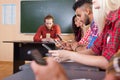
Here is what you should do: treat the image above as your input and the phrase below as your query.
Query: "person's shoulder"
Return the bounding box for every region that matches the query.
[53,24,60,27]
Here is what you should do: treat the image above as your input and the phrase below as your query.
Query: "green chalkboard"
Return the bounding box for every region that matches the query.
[21,0,75,33]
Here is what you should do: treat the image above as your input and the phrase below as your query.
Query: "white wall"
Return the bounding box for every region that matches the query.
[0,0,74,61]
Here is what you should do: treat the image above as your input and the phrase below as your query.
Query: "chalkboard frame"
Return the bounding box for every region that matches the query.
[20,0,75,33]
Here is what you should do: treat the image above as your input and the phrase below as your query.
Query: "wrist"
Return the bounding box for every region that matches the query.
[74,46,79,52]
[69,52,77,60]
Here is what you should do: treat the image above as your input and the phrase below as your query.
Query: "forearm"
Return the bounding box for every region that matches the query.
[34,33,42,42]
[69,53,109,69]
[34,36,41,42]
[77,49,95,55]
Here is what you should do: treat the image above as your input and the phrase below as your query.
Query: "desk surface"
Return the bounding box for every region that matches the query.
[4,62,105,80]
[3,40,55,43]
[3,40,56,73]
[3,40,33,43]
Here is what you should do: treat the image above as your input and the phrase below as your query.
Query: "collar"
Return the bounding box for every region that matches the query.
[45,25,54,31]
[106,7,120,23]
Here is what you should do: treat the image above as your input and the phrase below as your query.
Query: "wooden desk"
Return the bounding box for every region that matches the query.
[3,41,56,73]
[4,62,105,80]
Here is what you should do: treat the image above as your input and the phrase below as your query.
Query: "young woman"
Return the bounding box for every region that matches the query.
[72,15,83,42]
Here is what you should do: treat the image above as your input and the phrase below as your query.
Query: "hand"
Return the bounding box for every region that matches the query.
[41,38,48,42]
[55,40,65,49]
[54,41,72,50]
[63,42,73,50]
[31,57,68,80]
[70,42,79,51]
[49,50,75,62]
[42,38,54,42]
[75,45,86,52]
[104,73,120,80]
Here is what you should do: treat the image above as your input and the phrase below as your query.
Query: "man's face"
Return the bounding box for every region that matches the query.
[45,19,53,29]
[75,7,91,26]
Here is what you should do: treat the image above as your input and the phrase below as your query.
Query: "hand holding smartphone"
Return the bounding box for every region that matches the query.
[27,49,47,65]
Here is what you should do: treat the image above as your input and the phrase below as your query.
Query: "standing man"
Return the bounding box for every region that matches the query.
[34,14,61,42]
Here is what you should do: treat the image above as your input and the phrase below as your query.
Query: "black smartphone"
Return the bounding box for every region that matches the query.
[56,34,62,41]
[27,49,47,65]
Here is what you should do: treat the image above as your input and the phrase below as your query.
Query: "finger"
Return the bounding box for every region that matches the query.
[51,53,59,57]
[48,50,58,53]
[31,61,40,75]
[53,57,62,62]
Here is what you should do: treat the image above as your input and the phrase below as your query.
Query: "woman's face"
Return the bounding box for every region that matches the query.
[74,16,83,27]
[92,0,100,9]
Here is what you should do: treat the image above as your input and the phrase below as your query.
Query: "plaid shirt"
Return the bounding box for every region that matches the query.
[92,8,120,61]
[78,27,91,45]
[106,50,120,75]
[87,21,98,49]
[90,20,98,37]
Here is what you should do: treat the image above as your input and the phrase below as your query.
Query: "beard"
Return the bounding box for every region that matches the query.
[84,14,91,26]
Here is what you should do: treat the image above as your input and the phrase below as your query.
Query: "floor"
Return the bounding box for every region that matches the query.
[0,61,13,80]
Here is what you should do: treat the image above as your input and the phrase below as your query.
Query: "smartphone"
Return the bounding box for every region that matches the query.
[27,49,47,65]
[42,44,52,56]
[56,34,62,41]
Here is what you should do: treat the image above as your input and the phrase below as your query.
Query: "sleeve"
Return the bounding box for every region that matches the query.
[53,24,61,40]
[33,26,42,42]
[102,21,120,60]
[91,33,104,55]
[56,24,61,34]
[78,28,91,45]
[106,50,120,74]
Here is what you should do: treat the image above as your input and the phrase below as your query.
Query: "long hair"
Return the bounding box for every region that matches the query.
[93,0,120,34]
[72,15,82,42]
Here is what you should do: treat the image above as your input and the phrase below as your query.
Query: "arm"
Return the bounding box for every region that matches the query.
[33,26,42,42]
[53,24,61,40]
[104,50,120,80]
[49,49,109,69]
[31,57,68,80]
[56,24,61,34]
[69,52,109,69]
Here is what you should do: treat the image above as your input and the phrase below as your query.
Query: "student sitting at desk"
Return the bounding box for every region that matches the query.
[33,14,61,42]
[57,0,98,51]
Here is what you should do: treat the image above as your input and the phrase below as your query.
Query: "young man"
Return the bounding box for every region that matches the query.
[33,14,61,42]
[59,0,98,51]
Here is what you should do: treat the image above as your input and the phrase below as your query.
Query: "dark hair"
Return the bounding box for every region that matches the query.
[72,15,82,42]
[44,14,54,22]
[73,0,92,11]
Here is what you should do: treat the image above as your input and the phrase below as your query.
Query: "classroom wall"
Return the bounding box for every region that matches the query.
[0,0,74,61]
